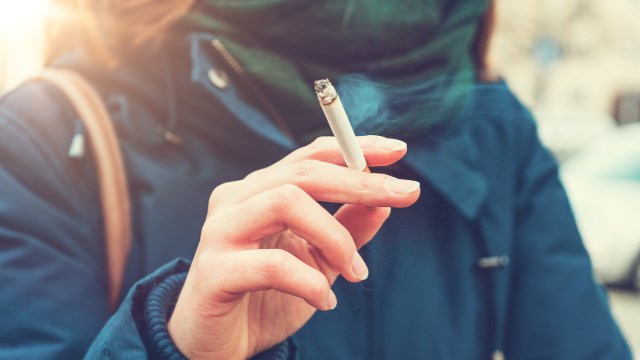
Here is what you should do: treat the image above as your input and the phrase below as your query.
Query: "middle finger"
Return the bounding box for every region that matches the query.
[209,160,420,211]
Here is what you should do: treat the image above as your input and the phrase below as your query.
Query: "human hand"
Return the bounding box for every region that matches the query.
[168,136,420,359]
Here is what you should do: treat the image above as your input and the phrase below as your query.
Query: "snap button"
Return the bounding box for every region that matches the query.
[492,350,505,360]
[207,68,229,90]
[477,256,510,269]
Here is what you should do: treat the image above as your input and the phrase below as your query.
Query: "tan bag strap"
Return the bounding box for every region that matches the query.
[36,69,132,312]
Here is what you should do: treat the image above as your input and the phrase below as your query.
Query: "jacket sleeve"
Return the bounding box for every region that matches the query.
[505,119,632,359]
[0,83,115,358]
[85,259,297,359]
[0,83,296,359]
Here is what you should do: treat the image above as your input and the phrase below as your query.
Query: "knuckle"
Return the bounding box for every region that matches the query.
[200,219,216,240]
[264,249,291,281]
[201,213,231,245]
[208,181,236,207]
[357,173,379,192]
[333,232,354,258]
[244,168,265,181]
[192,249,223,277]
[290,159,322,183]
[307,136,332,150]
[298,137,335,162]
[265,184,304,215]
[193,249,214,271]
[307,278,326,299]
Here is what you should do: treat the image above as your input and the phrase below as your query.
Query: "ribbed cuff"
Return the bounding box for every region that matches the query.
[144,271,188,360]
[252,339,296,360]
[143,270,296,360]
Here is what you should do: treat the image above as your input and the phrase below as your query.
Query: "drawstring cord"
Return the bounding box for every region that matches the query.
[68,121,85,158]
[156,46,182,145]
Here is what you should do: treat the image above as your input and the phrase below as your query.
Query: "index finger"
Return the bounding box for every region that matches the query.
[272,135,407,169]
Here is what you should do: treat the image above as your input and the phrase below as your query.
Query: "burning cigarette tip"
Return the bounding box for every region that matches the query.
[314,77,368,172]
[314,79,338,105]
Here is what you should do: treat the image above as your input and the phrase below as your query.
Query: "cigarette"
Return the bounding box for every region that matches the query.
[314,79,370,172]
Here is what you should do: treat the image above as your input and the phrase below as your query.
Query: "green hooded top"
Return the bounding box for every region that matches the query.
[188,0,490,140]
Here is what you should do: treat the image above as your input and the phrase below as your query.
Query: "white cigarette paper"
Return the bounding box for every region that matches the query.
[314,79,368,172]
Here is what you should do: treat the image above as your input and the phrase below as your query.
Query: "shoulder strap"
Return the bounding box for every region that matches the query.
[36,69,132,312]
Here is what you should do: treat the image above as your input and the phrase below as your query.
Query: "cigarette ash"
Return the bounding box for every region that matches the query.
[314,79,338,105]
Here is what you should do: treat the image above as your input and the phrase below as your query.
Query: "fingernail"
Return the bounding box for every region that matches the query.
[378,139,407,152]
[385,178,420,194]
[351,252,369,280]
[327,289,338,310]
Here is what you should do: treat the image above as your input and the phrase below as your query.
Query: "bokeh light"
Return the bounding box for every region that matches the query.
[0,0,49,91]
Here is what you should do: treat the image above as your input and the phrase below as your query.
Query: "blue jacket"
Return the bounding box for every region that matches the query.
[0,33,632,359]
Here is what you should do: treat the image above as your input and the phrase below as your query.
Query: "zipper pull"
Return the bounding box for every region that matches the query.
[68,121,85,158]
[155,125,183,145]
[210,38,294,141]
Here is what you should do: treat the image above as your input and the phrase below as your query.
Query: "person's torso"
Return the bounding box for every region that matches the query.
[2,33,533,360]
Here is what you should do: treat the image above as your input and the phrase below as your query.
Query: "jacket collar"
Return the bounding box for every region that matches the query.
[188,33,297,150]
[398,117,488,219]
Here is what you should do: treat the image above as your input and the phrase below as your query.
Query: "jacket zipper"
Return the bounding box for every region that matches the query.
[210,39,295,141]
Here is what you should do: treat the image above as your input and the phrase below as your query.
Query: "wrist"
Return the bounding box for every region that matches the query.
[166,277,248,360]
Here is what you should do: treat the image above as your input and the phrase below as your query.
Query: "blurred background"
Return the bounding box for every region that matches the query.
[1,0,639,355]
[491,0,640,355]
